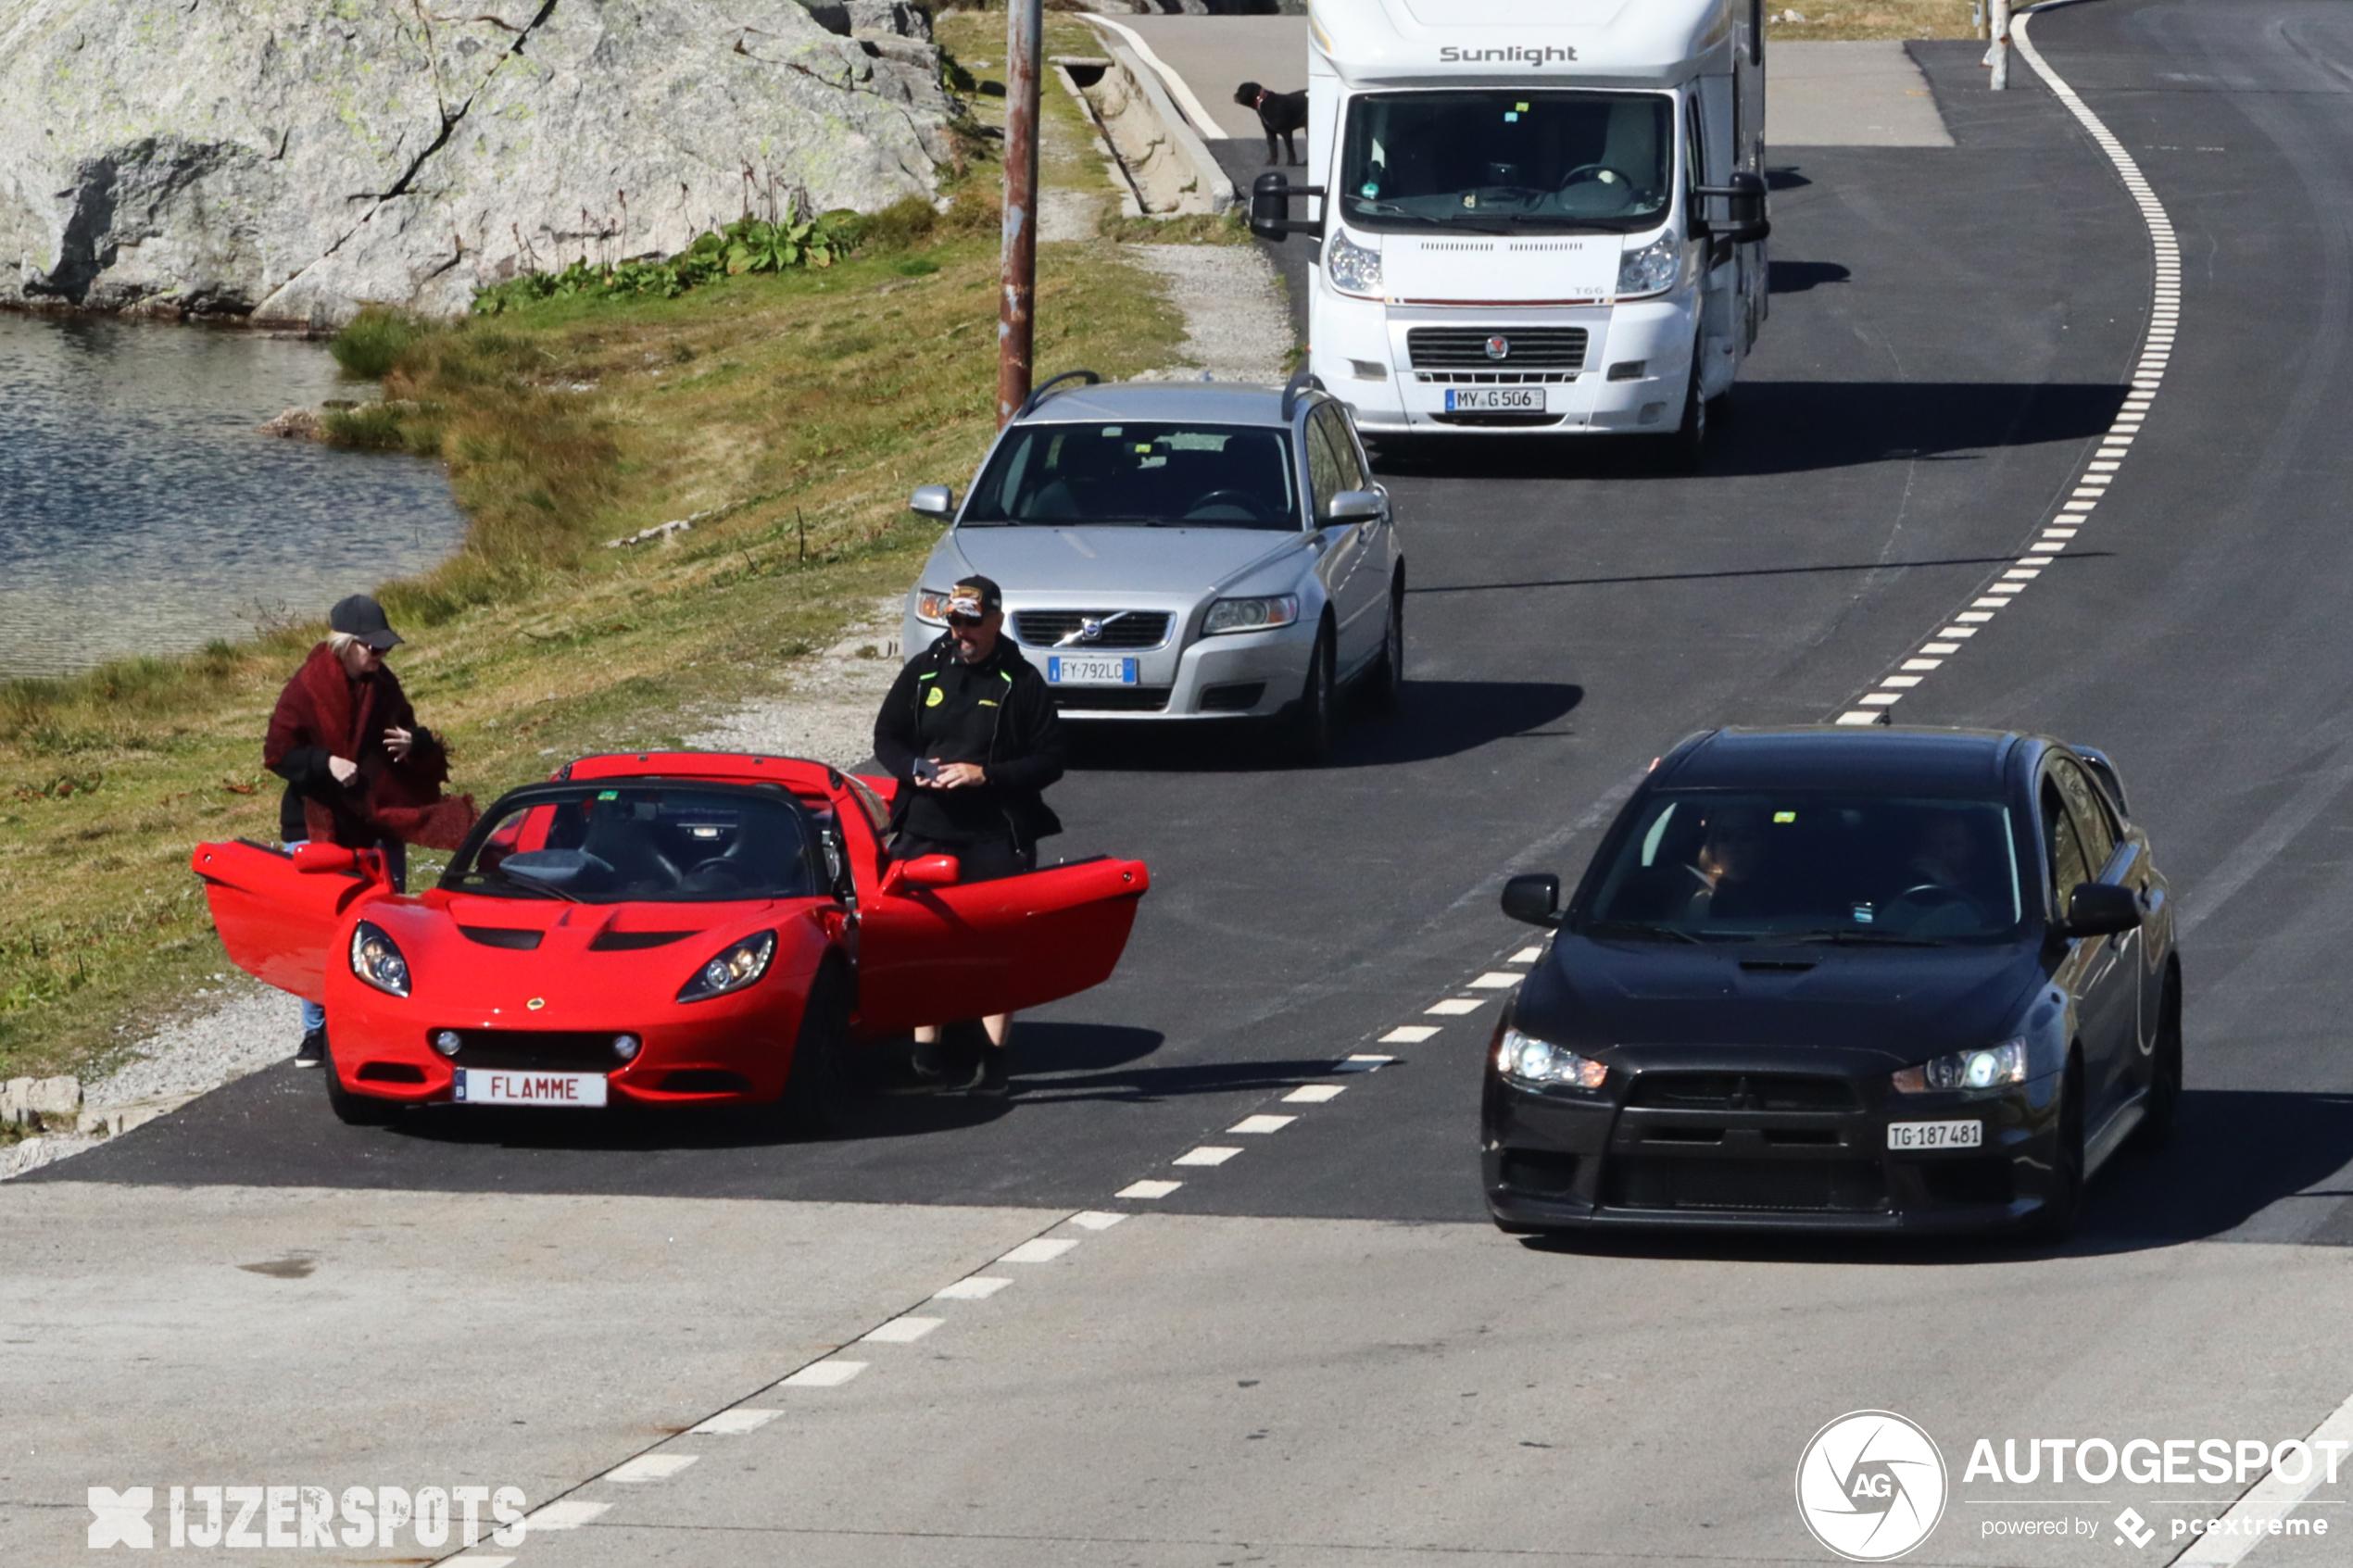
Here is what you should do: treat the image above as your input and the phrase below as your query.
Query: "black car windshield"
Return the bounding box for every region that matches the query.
[962,422,1299,529]
[1340,90,1673,233]
[1579,793,2025,943]
[443,785,819,904]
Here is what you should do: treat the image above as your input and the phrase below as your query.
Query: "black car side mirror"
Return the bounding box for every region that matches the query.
[1502,872,1563,928]
[2057,881,2140,938]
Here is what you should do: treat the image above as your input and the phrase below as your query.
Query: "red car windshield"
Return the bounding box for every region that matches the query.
[444,785,822,903]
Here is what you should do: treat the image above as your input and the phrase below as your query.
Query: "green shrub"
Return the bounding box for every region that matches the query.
[330,308,426,379]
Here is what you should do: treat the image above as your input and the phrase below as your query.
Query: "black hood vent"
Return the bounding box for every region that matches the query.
[459,926,544,950]
[588,929,695,952]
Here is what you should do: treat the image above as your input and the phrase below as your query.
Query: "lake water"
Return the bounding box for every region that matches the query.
[0,312,470,679]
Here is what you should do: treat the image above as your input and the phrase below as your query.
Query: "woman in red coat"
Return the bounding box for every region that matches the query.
[263,595,476,1066]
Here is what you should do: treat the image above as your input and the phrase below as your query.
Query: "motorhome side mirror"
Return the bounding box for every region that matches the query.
[1723,171,1769,243]
[1250,171,1293,243]
[1324,489,1382,524]
[910,485,953,518]
[2057,882,2139,938]
[1502,872,1563,928]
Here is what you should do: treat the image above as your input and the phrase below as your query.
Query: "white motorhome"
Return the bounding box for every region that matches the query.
[1249,0,1768,457]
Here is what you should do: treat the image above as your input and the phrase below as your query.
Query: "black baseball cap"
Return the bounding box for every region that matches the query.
[945,576,1003,620]
[329,594,404,651]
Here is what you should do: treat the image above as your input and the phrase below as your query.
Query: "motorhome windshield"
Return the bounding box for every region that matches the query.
[1340,91,1673,233]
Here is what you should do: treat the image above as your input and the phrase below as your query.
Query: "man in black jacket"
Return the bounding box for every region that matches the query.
[873,575,1064,1094]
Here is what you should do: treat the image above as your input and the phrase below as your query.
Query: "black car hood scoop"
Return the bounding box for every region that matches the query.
[1519,937,2045,1062]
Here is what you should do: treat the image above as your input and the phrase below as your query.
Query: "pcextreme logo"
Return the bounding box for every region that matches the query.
[1795,1411,1950,1562]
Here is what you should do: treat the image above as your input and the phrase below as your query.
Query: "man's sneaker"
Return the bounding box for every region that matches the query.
[969,1047,1011,1098]
[293,1029,326,1069]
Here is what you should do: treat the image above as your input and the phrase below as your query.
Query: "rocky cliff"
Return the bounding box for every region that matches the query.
[0,0,958,325]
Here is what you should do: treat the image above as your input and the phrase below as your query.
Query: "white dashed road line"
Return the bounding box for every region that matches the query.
[1228,1114,1297,1134]
[521,1499,609,1532]
[604,1453,697,1483]
[1284,1084,1346,1104]
[998,1236,1080,1262]
[934,1274,1014,1299]
[1835,8,2174,726]
[1426,997,1485,1015]
[1115,1178,1184,1199]
[1172,1145,1243,1167]
[688,1408,779,1435]
[781,1360,867,1388]
[861,1315,944,1344]
[1380,1024,1442,1043]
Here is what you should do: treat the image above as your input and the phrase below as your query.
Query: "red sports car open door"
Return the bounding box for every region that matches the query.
[192,841,391,1003]
[853,856,1151,1035]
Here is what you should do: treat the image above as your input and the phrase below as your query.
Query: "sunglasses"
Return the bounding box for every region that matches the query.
[946,611,990,629]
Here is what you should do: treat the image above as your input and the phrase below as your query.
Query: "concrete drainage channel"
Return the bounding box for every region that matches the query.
[1052,34,1234,217]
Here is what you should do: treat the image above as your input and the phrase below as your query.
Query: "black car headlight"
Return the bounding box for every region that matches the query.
[1495,1026,1608,1091]
[1892,1038,2028,1095]
[677,931,777,1003]
[349,921,410,998]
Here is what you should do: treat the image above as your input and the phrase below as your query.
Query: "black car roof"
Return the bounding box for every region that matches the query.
[1655,726,2031,797]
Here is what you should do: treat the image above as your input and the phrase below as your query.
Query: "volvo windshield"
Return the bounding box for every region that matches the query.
[1340,90,1674,233]
[962,422,1300,529]
[1579,794,2026,944]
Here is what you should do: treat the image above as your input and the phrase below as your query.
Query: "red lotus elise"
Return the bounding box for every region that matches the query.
[193,752,1150,1127]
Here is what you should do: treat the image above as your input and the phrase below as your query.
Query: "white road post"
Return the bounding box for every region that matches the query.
[1989,0,2011,89]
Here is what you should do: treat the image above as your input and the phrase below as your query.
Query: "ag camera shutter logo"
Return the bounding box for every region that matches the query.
[1795,1411,1948,1561]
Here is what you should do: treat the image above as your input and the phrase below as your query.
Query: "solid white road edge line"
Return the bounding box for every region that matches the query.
[2169,1385,2353,1566]
[1834,9,2175,725]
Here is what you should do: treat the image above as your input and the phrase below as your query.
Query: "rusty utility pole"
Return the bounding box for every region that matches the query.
[996,0,1044,427]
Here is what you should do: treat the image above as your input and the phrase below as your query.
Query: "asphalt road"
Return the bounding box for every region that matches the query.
[22,6,2353,1564]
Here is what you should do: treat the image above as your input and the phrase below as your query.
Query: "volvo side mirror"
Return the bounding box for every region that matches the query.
[1325,489,1383,524]
[909,485,953,518]
[2057,882,2140,938]
[1502,872,1563,928]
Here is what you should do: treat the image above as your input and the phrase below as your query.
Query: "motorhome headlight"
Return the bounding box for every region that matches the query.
[1326,230,1383,298]
[1617,230,1681,299]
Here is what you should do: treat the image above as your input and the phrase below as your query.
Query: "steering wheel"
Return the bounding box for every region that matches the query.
[1559,163,1631,191]
[1186,489,1275,522]
[686,857,750,888]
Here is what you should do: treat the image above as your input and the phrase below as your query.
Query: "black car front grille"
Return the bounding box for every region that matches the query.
[1627,1073,1861,1112]
[1013,610,1174,650]
[1604,1156,1889,1213]
[1408,326,1590,370]
[446,1031,626,1072]
[1050,686,1172,713]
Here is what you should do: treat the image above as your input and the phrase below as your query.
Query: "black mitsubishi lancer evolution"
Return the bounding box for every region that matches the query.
[1483,727,2181,1237]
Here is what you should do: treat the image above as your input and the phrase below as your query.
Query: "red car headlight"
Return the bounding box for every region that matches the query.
[678,931,777,1003]
[350,922,411,998]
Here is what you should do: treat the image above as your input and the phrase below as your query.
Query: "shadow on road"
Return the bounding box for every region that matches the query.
[1516,1091,2353,1265]
[1373,380,2132,482]
[1063,679,1582,771]
[1769,259,1851,293]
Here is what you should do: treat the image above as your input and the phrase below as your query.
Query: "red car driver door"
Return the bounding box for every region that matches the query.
[192,840,392,1003]
[853,856,1151,1035]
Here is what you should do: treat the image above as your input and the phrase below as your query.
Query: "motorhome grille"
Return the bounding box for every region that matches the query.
[1013,610,1173,649]
[1408,328,1589,370]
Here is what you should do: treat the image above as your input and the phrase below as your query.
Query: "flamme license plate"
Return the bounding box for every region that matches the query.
[453,1068,610,1108]
[1444,386,1546,413]
[1887,1119,1982,1150]
[1047,655,1137,686]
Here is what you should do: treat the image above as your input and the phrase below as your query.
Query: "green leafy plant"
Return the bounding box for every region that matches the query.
[473,213,865,316]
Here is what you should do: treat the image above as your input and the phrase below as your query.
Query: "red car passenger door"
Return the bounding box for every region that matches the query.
[192,840,387,1003]
[853,857,1151,1034]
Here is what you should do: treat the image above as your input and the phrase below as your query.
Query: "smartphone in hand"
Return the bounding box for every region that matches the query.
[912,757,941,783]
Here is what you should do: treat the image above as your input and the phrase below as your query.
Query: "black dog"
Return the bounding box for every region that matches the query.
[1234,82,1308,167]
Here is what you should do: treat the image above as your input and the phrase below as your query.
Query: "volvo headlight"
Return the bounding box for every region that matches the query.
[1892,1038,2029,1095]
[1326,229,1383,298]
[678,931,777,1003]
[912,586,951,626]
[1202,595,1300,636]
[1617,230,1681,299]
[349,922,410,998]
[1494,1026,1609,1091]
